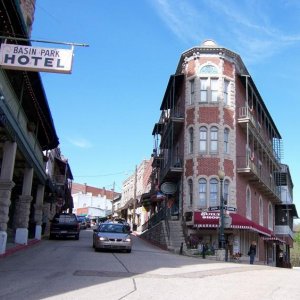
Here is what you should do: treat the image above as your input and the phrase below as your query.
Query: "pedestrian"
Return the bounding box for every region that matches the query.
[248,241,256,264]
[202,243,207,259]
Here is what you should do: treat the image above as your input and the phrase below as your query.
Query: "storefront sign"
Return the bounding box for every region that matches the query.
[201,212,219,219]
[161,182,177,195]
[0,44,73,73]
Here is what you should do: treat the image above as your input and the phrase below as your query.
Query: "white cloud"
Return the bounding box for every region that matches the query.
[68,137,92,149]
[150,0,300,64]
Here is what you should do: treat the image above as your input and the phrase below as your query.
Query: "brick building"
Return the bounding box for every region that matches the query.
[118,159,152,230]
[145,40,297,266]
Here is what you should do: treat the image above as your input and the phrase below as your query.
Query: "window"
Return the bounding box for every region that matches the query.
[199,127,207,153]
[198,178,207,207]
[200,77,219,103]
[189,127,194,154]
[190,79,195,104]
[210,126,218,153]
[188,179,193,206]
[199,65,218,74]
[211,78,218,102]
[209,178,218,207]
[259,196,263,225]
[224,179,229,205]
[268,203,273,230]
[223,80,229,104]
[224,128,229,154]
[200,78,208,102]
[246,187,251,219]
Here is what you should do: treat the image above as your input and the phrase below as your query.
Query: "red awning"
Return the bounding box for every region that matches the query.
[194,211,272,237]
[261,235,286,244]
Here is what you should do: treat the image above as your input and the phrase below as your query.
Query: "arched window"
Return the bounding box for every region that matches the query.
[224,128,229,154]
[268,203,273,230]
[188,179,193,206]
[199,127,207,153]
[210,126,218,153]
[198,65,219,103]
[209,178,218,207]
[259,196,263,225]
[224,179,230,205]
[189,127,194,154]
[198,178,207,207]
[199,65,218,74]
[246,187,251,219]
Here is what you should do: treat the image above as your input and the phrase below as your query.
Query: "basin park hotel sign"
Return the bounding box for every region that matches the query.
[0,43,74,74]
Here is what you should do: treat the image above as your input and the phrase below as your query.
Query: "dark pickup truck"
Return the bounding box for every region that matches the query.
[49,213,80,240]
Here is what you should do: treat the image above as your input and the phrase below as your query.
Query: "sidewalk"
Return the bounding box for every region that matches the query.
[0,238,41,259]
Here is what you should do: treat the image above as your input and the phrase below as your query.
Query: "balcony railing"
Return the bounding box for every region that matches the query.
[274,225,294,239]
[142,206,167,232]
[238,107,275,156]
[52,175,66,185]
[237,155,281,201]
[160,155,183,181]
[160,109,184,141]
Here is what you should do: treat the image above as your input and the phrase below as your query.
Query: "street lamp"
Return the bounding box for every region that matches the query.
[218,170,225,251]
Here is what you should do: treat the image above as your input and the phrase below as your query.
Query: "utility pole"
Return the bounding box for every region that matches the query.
[111,181,115,217]
[132,165,137,231]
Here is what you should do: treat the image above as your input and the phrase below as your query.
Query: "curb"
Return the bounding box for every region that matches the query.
[0,239,40,259]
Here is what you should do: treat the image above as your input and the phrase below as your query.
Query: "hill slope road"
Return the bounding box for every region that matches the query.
[0,230,299,300]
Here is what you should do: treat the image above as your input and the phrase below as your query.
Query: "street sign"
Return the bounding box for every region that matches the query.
[209,206,220,211]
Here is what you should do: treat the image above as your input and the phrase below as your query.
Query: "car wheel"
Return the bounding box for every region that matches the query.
[75,234,79,240]
[94,247,99,252]
[49,234,54,240]
[126,249,131,253]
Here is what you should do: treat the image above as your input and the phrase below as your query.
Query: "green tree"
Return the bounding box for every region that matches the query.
[291,224,300,266]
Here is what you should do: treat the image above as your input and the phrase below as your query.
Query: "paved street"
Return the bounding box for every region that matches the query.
[0,229,299,300]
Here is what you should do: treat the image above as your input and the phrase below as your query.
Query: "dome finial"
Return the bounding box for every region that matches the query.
[201,39,217,47]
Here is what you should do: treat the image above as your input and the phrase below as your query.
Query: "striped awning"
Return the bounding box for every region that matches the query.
[261,235,286,244]
[194,211,272,237]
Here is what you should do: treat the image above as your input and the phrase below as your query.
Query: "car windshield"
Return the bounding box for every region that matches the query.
[53,214,77,223]
[99,224,129,233]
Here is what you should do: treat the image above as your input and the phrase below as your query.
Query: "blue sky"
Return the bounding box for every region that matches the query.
[33,0,299,213]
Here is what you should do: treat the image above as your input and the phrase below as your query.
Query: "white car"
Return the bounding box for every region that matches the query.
[93,222,132,253]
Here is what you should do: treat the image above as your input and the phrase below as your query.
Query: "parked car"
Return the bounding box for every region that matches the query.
[93,222,132,253]
[77,216,88,229]
[85,217,91,228]
[49,213,80,240]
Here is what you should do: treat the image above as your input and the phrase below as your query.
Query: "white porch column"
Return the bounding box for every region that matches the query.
[0,141,17,254]
[42,202,51,236]
[34,184,45,240]
[14,167,33,245]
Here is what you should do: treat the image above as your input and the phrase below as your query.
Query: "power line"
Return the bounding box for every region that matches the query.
[74,170,133,178]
